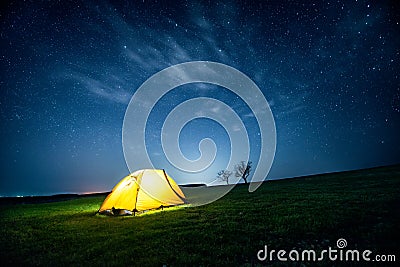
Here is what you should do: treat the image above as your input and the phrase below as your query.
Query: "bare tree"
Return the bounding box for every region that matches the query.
[217,170,232,185]
[234,161,252,184]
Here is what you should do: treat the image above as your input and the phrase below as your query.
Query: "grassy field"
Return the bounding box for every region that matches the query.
[1,165,399,266]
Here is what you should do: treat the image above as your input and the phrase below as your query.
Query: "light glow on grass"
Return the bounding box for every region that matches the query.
[138,204,190,217]
[95,204,191,218]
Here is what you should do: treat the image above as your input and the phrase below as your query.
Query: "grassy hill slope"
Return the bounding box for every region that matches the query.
[1,165,399,266]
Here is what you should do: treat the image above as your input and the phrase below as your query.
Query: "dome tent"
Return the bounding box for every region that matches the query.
[99,169,186,215]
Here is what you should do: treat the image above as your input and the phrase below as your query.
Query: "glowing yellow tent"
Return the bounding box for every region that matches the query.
[99,169,186,215]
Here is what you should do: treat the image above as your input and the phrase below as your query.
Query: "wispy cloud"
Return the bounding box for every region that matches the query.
[231,124,242,132]
[273,90,310,118]
[243,113,255,118]
[210,105,221,113]
[58,1,256,105]
[73,74,131,104]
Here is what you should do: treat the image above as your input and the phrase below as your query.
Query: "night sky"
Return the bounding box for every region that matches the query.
[1,0,399,196]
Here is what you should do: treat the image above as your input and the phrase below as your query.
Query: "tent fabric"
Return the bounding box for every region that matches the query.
[99,169,186,214]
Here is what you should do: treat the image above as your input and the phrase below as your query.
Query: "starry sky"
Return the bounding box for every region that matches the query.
[1,0,399,196]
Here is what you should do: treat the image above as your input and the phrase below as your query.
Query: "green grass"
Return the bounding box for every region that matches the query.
[1,165,399,266]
